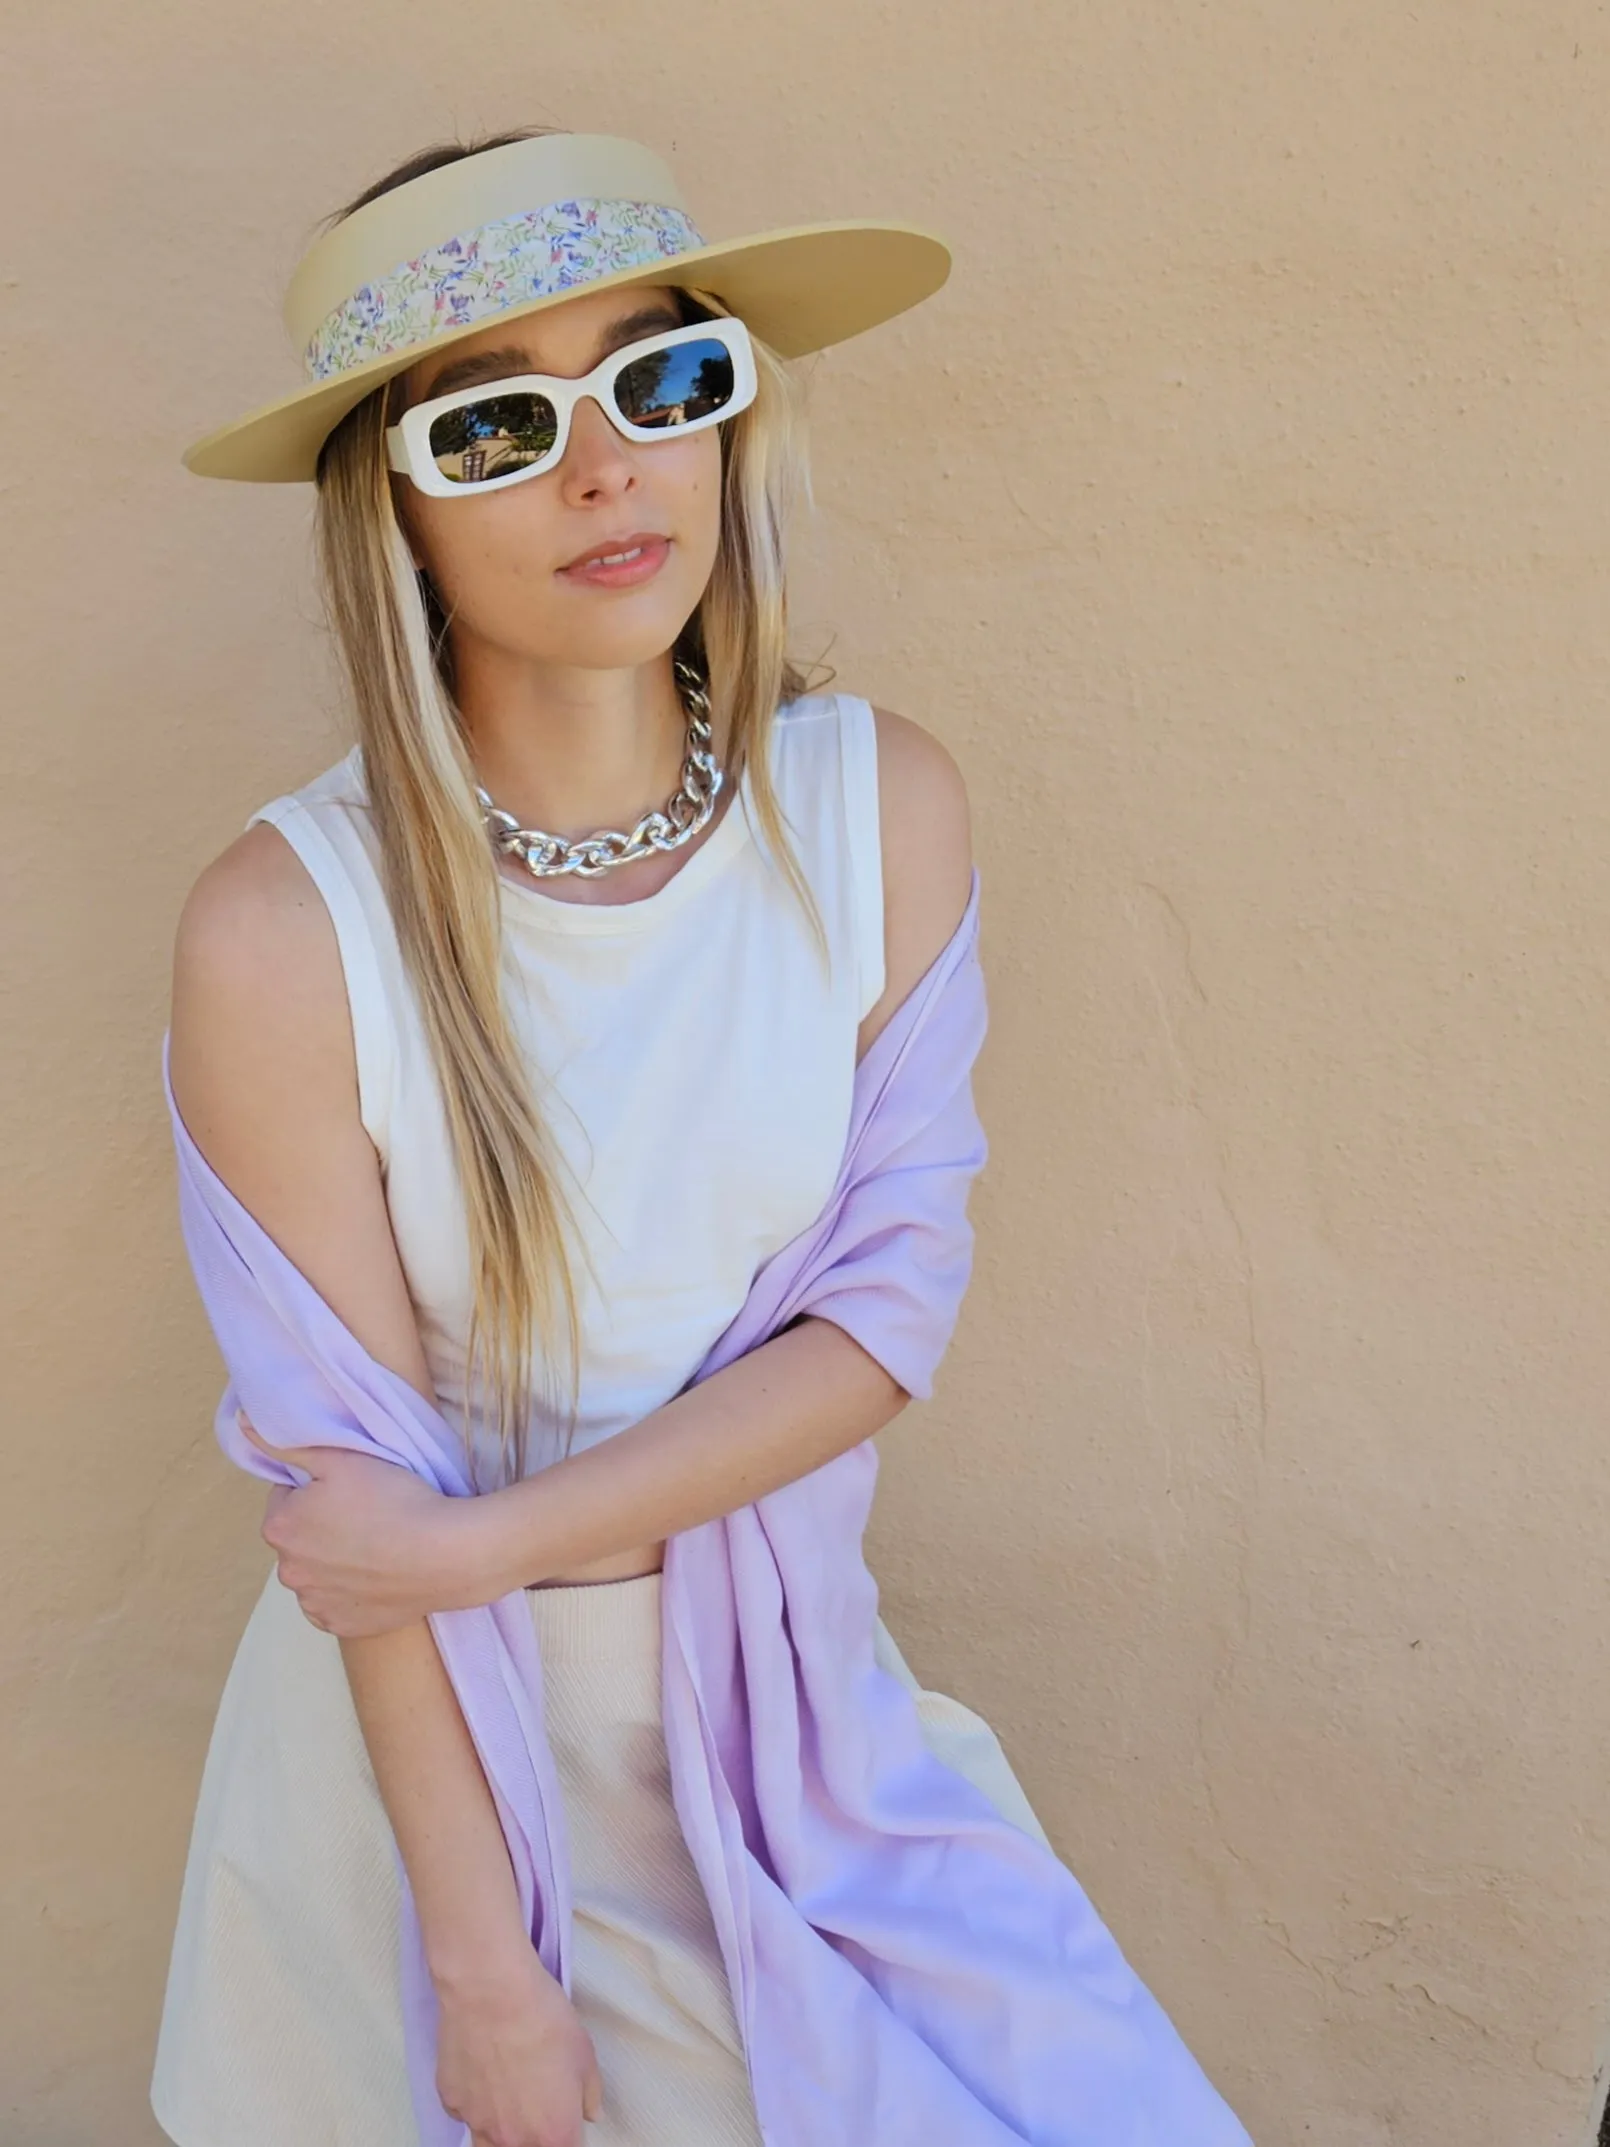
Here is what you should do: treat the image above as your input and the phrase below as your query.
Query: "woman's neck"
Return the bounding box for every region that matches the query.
[455,643,693,841]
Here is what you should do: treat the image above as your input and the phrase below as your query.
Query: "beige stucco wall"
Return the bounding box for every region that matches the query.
[5,4,1609,2142]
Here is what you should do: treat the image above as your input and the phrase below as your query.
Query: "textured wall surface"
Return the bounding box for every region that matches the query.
[4,5,1609,2143]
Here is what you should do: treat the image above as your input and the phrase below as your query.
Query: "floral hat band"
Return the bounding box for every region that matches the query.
[184,130,952,484]
[302,197,707,382]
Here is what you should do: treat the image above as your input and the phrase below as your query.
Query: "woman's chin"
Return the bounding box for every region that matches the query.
[525,603,706,673]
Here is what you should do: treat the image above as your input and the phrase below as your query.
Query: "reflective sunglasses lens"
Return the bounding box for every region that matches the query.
[426,392,559,484]
[615,336,737,431]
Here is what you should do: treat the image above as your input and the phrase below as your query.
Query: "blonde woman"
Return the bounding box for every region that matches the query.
[153,127,1251,2147]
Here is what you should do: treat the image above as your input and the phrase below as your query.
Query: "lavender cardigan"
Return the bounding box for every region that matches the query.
[164,868,1252,2147]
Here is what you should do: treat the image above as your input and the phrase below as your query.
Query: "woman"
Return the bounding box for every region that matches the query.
[153,126,1251,2147]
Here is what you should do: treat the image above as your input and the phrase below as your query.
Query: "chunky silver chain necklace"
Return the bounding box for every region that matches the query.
[475,658,725,881]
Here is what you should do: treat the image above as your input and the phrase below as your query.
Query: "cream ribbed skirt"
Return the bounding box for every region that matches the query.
[527,1572,763,2144]
[151,1568,1049,2147]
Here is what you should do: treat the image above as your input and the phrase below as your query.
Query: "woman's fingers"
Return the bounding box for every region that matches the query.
[274,1579,407,1641]
[238,1409,322,1474]
[468,2119,585,2147]
[581,2040,604,2121]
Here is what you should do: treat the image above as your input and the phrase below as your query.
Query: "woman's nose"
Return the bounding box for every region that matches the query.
[557,394,636,502]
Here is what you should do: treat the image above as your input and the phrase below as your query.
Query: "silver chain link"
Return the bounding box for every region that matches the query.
[475,658,725,881]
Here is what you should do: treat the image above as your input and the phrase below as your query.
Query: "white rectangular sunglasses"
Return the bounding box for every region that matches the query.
[385,317,758,497]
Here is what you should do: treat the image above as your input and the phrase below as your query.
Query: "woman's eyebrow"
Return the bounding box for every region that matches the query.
[419,305,686,403]
[420,345,538,400]
[594,303,686,355]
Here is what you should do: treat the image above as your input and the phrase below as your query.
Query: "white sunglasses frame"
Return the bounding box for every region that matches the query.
[384,317,758,499]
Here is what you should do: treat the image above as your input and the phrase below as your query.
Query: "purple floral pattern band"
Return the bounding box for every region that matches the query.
[303,197,706,381]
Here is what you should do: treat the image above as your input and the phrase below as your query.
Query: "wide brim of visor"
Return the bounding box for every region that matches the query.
[181,221,952,485]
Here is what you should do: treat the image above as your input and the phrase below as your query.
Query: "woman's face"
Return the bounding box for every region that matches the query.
[393,283,724,675]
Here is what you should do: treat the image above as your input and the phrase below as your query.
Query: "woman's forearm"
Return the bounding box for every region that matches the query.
[339,1622,538,1993]
[323,1323,902,1958]
[249,1318,910,1632]
[468,1314,908,1600]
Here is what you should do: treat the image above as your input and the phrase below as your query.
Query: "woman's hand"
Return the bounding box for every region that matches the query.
[239,1412,485,1636]
[436,1942,604,2147]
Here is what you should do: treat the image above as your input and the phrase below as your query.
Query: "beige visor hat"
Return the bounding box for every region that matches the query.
[182,130,952,484]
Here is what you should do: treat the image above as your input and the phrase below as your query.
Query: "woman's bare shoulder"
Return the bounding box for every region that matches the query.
[172,822,350,1080]
[170,823,427,1382]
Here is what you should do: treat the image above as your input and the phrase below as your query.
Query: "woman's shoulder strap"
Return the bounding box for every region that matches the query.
[243,748,399,1159]
[771,690,886,1021]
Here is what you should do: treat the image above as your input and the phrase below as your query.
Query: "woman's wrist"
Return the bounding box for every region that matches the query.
[441,1478,550,1608]
[427,1911,550,2002]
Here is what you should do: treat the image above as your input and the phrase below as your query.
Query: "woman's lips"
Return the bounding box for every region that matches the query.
[557,535,671,589]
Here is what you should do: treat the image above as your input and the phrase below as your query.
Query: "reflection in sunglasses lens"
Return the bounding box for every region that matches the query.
[615,337,736,430]
[428,393,560,485]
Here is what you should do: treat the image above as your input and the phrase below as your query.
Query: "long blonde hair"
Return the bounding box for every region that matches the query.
[311,127,831,1486]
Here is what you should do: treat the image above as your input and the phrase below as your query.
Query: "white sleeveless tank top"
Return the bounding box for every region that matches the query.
[245,690,885,1481]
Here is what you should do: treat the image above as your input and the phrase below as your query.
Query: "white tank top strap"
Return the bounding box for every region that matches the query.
[837,692,886,1019]
[244,747,400,1161]
[767,689,885,1021]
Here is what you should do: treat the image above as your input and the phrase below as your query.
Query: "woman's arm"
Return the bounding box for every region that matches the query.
[170,823,601,2144]
[254,707,976,1633]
